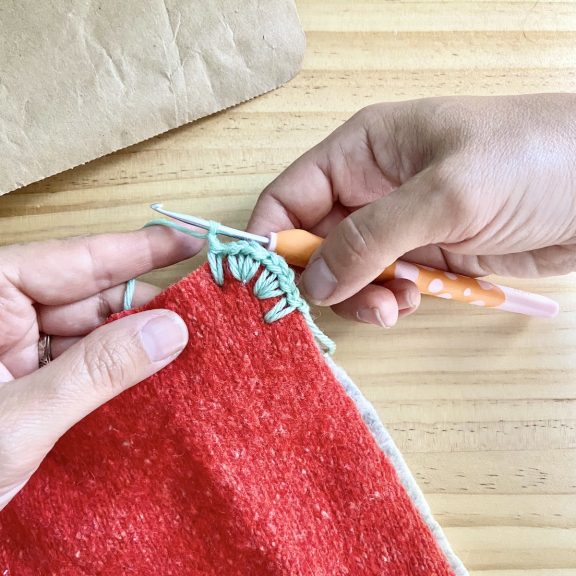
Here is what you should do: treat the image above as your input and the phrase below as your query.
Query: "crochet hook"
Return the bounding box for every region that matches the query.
[150,204,559,318]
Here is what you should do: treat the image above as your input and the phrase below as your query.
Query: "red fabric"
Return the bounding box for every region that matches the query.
[0,264,455,575]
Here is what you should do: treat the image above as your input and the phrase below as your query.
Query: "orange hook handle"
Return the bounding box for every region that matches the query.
[271,229,558,317]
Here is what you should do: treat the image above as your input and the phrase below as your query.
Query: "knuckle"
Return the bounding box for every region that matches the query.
[429,161,467,204]
[429,158,462,188]
[344,104,382,136]
[425,97,467,128]
[428,161,480,235]
[353,104,378,123]
[78,337,136,396]
[337,217,375,265]
[417,97,472,152]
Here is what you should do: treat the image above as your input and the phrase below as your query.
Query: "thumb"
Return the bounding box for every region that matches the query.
[2,310,188,474]
[300,172,452,305]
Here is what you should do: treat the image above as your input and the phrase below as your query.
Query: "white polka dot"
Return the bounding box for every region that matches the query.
[463,288,472,297]
[438,293,452,299]
[444,272,458,280]
[428,278,444,293]
[477,280,493,290]
[471,300,486,306]
[395,261,420,282]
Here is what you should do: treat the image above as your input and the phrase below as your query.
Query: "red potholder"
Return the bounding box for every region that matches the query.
[0,263,458,575]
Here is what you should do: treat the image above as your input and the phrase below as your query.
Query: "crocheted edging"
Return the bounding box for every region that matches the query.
[124,219,335,355]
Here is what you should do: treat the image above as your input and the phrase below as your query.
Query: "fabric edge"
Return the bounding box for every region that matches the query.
[326,357,469,576]
[0,75,300,196]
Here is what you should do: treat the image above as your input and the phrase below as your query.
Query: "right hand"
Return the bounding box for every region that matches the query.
[249,94,576,328]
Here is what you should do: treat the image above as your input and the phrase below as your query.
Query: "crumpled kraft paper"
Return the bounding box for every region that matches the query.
[0,0,305,195]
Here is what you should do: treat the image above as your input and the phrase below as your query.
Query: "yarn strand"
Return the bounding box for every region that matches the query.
[124,219,335,355]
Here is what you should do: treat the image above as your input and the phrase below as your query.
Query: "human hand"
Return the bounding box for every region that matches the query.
[0,227,203,509]
[249,94,576,327]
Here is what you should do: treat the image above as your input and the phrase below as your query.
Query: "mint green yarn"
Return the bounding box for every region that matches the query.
[124,219,335,355]
[123,278,136,311]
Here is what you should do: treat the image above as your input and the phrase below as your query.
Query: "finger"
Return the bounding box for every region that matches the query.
[3,281,162,377]
[1,225,203,306]
[247,109,372,236]
[1,310,189,481]
[299,170,451,305]
[386,279,422,313]
[309,203,350,238]
[401,244,491,277]
[39,281,161,337]
[1,341,38,382]
[248,106,404,238]
[248,144,334,235]
[402,245,457,272]
[402,244,576,278]
[462,245,576,278]
[50,336,82,358]
[331,280,420,328]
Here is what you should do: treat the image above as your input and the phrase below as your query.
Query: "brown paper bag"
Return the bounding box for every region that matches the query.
[0,0,305,195]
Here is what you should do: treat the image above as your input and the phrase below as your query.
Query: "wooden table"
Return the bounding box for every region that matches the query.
[2,1,576,573]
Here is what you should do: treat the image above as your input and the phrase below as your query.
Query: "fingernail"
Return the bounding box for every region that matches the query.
[140,313,188,362]
[397,288,421,310]
[357,307,392,328]
[302,257,337,303]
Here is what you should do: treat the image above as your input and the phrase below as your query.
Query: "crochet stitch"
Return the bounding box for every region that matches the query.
[124,219,335,354]
[0,239,464,576]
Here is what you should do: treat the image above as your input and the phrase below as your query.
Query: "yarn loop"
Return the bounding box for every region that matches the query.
[124,219,335,354]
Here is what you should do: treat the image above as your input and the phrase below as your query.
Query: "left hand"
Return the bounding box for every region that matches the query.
[0,226,203,509]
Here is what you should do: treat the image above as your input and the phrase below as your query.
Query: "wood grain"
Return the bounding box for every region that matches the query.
[1,1,576,573]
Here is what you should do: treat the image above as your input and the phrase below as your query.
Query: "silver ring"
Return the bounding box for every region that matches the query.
[38,333,52,367]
